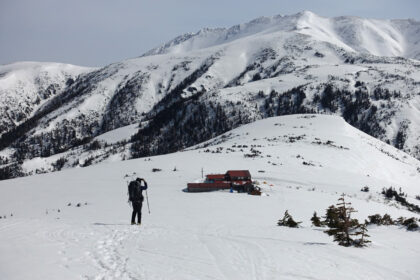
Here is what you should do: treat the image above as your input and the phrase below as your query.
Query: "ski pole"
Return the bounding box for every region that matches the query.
[145,189,151,214]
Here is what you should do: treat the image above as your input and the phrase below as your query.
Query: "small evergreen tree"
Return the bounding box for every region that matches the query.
[353,221,371,247]
[311,211,323,227]
[324,194,361,247]
[323,205,340,230]
[277,210,301,228]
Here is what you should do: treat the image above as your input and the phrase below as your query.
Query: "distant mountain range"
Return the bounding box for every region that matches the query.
[1,11,420,179]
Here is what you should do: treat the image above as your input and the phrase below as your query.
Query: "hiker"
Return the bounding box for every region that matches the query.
[128,177,148,225]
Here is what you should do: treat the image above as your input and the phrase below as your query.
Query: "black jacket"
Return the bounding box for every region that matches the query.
[128,180,148,202]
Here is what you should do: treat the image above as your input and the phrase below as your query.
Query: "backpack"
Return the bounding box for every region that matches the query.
[128,181,144,202]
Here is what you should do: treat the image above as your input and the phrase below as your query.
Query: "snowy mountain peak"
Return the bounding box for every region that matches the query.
[143,11,420,60]
[1,11,420,181]
[295,10,317,18]
[0,61,94,136]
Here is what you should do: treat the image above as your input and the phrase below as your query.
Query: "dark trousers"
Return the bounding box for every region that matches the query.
[131,201,143,224]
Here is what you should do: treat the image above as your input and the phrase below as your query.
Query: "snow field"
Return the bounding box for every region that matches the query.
[1,115,420,279]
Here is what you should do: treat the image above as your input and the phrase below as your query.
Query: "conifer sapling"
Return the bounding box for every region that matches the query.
[278,210,301,228]
[311,211,323,227]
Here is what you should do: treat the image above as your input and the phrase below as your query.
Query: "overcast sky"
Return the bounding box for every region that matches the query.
[1,0,419,67]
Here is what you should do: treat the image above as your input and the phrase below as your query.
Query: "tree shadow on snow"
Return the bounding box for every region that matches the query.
[92,222,130,226]
[304,242,328,246]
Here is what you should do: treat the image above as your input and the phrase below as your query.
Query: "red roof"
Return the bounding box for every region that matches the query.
[207,174,226,180]
[226,170,251,178]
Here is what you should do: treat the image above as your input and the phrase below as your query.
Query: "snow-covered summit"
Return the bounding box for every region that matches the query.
[0,61,94,136]
[143,11,420,60]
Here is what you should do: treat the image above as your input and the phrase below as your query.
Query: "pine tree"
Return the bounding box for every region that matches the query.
[323,205,340,230]
[311,211,323,227]
[324,194,360,247]
[277,210,301,228]
[353,221,371,247]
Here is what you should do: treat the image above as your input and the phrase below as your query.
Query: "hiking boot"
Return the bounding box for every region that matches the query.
[131,222,136,225]
[137,223,141,226]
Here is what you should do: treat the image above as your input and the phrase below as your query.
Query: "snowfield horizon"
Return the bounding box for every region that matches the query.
[1,114,419,279]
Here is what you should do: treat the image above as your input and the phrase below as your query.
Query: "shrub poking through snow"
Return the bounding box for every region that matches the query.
[366,214,382,225]
[396,217,419,231]
[52,157,67,171]
[381,214,394,225]
[366,214,419,231]
[81,156,95,167]
[382,187,420,214]
[277,210,301,228]
[366,214,394,226]
[311,211,324,227]
[360,186,369,192]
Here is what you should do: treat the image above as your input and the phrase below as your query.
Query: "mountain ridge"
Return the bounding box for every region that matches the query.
[1,11,420,179]
[142,11,420,60]
[0,61,95,137]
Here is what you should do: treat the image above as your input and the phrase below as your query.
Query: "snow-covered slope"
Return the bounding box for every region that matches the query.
[0,115,419,279]
[1,11,420,179]
[144,11,420,60]
[0,61,94,136]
